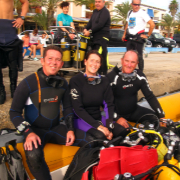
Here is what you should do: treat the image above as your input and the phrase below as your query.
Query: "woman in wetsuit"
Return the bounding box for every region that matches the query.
[69,50,128,140]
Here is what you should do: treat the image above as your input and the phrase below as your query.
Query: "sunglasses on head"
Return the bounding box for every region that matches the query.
[133,3,141,6]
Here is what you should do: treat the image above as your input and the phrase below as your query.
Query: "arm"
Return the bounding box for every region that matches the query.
[69,79,100,128]
[147,19,155,37]
[62,83,74,132]
[122,22,128,41]
[10,79,34,137]
[83,16,93,36]
[44,31,49,39]
[12,0,29,28]
[90,9,110,34]
[103,79,114,120]
[140,74,165,118]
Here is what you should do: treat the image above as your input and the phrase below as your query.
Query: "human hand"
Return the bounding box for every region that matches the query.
[122,34,126,41]
[84,31,90,37]
[116,117,129,128]
[83,29,87,34]
[97,125,113,140]
[69,33,75,40]
[12,18,24,28]
[66,131,75,146]
[24,132,41,151]
[140,34,148,39]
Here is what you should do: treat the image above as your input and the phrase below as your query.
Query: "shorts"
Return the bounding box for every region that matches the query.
[23,46,30,50]
[29,43,38,46]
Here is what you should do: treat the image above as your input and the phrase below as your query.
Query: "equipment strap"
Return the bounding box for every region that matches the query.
[34,72,42,115]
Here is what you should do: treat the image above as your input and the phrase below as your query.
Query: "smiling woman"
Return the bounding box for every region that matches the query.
[69,50,129,142]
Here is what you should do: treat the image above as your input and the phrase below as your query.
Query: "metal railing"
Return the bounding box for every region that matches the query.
[49,26,81,72]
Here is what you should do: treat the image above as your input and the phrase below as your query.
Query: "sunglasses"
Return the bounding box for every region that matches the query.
[133,3,141,6]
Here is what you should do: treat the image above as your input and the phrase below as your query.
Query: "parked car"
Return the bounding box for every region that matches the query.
[146,33,176,52]
[18,30,53,44]
[108,29,152,48]
[173,34,180,48]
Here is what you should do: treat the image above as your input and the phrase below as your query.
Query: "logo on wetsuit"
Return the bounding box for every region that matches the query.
[70,89,79,100]
[44,96,58,103]
[123,84,133,89]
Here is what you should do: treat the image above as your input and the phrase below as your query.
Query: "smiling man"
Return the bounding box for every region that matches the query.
[83,0,110,75]
[122,0,155,72]
[10,45,95,180]
[106,50,165,128]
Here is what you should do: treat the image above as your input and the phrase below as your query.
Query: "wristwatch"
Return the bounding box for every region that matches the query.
[20,16,25,20]
[89,29,92,33]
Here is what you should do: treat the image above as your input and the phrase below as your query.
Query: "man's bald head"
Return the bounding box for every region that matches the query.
[122,50,139,62]
[121,50,139,74]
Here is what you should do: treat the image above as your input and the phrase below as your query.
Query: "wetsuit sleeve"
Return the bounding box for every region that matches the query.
[62,83,74,131]
[103,80,114,120]
[91,9,110,34]
[85,15,92,30]
[9,79,33,137]
[69,79,100,128]
[139,74,165,118]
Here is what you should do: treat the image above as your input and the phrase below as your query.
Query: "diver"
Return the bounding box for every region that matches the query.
[69,50,129,141]
[122,0,155,72]
[83,0,110,75]
[10,46,96,180]
[0,0,29,104]
[106,50,165,129]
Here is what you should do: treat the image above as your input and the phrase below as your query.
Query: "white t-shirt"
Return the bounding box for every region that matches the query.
[126,9,151,35]
[29,33,40,44]
[40,36,48,47]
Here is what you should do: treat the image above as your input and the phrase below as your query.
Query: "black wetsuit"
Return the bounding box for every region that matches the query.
[0,19,23,99]
[106,66,165,124]
[69,73,128,139]
[85,7,110,75]
[10,69,93,180]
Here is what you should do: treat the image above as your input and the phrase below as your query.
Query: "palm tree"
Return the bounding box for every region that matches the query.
[30,0,63,28]
[158,14,178,37]
[169,0,179,19]
[33,10,49,30]
[111,1,132,28]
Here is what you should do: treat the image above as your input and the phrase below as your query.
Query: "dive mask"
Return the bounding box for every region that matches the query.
[119,69,137,82]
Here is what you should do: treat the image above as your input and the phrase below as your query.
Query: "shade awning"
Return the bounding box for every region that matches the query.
[147,9,154,17]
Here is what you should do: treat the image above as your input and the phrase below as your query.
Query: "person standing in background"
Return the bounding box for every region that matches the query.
[57,1,75,40]
[122,0,155,72]
[83,0,110,75]
[0,0,29,104]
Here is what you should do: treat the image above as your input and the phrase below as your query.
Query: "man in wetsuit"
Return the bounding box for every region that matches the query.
[10,46,94,180]
[0,0,29,104]
[122,0,155,72]
[106,50,165,129]
[83,0,110,75]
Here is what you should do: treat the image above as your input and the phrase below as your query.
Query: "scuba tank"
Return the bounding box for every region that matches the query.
[61,34,71,68]
[153,157,180,180]
[73,35,89,68]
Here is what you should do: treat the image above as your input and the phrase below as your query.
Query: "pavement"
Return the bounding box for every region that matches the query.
[0,52,180,129]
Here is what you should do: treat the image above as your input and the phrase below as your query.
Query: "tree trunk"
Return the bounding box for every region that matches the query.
[47,8,54,30]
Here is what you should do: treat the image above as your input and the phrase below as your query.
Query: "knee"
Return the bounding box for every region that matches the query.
[25,146,44,172]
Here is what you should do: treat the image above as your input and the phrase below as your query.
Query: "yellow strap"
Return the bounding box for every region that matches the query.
[79,35,90,39]
[34,72,41,104]
[98,46,114,70]
[103,37,109,41]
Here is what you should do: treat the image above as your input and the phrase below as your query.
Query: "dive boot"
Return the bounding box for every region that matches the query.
[0,86,6,104]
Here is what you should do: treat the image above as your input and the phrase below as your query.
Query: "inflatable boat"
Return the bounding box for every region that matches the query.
[1,91,180,180]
